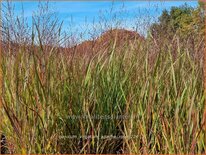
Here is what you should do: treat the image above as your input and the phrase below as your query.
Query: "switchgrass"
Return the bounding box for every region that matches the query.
[1,34,205,153]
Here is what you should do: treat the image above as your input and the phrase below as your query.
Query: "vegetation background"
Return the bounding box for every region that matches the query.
[0,1,205,154]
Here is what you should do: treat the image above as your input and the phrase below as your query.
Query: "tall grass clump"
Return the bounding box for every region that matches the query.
[0,1,205,154]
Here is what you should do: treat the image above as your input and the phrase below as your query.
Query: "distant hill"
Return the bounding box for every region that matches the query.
[68,29,144,56]
[2,29,144,57]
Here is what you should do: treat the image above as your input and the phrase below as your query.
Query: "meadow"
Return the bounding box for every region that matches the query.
[0,1,205,154]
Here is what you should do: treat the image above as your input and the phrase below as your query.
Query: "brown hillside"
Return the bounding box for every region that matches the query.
[69,29,144,56]
[2,29,144,57]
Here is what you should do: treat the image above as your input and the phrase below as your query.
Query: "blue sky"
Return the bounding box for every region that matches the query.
[3,1,198,39]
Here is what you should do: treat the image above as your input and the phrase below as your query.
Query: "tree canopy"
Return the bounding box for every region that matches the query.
[149,3,205,41]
